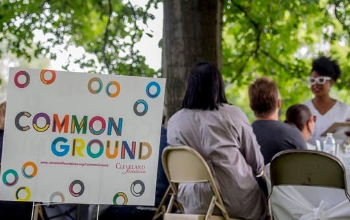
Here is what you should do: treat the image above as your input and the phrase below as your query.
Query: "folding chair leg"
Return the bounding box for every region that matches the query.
[166,195,176,213]
[153,186,171,220]
[268,200,273,220]
[33,202,45,220]
[205,196,216,220]
[173,199,184,213]
[215,201,230,220]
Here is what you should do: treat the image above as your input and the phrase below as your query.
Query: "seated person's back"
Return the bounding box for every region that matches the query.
[168,62,267,220]
[248,77,307,164]
[252,120,307,164]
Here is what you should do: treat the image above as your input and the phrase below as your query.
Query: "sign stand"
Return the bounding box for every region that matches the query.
[31,202,35,220]
[96,204,100,220]
[31,202,45,220]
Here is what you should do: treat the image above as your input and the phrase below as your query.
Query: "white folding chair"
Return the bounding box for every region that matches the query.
[154,146,244,220]
[269,149,350,219]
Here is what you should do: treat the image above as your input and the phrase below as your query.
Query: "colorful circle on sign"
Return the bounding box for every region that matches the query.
[87,139,104,158]
[133,99,148,116]
[88,77,103,94]
[88,116,106,135]
[40,69,56,85]
[22,161,38,179]
[69,180,85,197]
[50,191,65,203]
[2,169,19,186]
[113,192,128,205]
[106,81,120,98]
[16,186,31,201]
[14,71,30,88]
[15,111,31,131]
[130,180,145,197]
[32,112,51,132]
[146,81,161,98]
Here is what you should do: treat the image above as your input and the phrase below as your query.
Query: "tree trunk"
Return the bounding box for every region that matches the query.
[162,0,223,121]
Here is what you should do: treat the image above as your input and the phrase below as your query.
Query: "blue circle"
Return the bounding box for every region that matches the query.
[146,82,161,99]
[133,100,148,116]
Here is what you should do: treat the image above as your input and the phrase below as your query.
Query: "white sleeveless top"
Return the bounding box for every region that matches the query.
[304,100,350,145]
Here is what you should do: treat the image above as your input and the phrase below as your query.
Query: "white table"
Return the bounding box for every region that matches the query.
[265,149,350,220]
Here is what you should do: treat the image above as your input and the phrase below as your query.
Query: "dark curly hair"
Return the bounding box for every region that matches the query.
[311,56,341,81]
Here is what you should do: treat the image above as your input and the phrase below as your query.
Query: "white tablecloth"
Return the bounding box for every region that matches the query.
[265,150,350,220]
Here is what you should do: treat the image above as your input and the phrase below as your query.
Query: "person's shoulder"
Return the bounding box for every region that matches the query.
[219,103,245,115]
[303,99,313,107]
[259,120,299,134]
[219,103,250,121]
[278,121,298,131]
[267,122,305,144]
[167,109,185,127]
[278,123,305,141]
[253,120,280,126]
[304,99,312,104]
[252,120,281,132]
[336,100,350,110]
[282,123,306,148]
[168,109,185,120]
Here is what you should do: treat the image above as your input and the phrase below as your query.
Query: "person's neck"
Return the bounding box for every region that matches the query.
[313,95,333,104]
[301,129,309,141]
[255,111,279,121]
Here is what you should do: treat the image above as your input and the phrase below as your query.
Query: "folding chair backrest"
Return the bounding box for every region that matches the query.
[270,149,346,189]
[162,146,211,183]
[158,146,244,220]
[162,146,225,206]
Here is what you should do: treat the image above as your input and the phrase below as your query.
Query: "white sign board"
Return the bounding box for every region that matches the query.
[0,68,165,205]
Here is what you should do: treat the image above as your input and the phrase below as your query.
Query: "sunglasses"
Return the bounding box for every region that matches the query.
[307,76,331,85]
[311,115,317,122]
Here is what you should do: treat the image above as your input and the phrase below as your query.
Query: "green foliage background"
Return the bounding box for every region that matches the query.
[0,0,159,76]
[222,0,350,121]
[1,0,350,120]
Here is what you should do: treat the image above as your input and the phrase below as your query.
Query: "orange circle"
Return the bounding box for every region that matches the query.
[106,81,120,98]
[40,70,56,85]
[22,161,38,178]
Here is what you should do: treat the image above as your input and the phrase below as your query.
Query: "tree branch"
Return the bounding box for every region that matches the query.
[231,2,259,30]
[127,0,140,75]
[231,1,261,56]
[333,1,350,36]
[102,0,113,72]
[261,50,303,78]
[231,56,251,83]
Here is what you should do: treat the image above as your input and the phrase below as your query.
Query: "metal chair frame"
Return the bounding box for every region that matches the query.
[268,149,350,219]
[153,146,243,220]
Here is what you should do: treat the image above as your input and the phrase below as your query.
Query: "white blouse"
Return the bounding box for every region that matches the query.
[304,100,350,145]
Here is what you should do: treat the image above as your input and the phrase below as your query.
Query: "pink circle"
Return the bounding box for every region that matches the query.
[14,71,30,88]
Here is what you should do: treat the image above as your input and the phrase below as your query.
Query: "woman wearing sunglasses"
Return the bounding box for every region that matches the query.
[304,56,350,145]
[285,104,316,150]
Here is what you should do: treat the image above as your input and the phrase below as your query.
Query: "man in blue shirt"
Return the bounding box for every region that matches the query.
[248,77,307,165]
